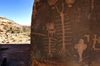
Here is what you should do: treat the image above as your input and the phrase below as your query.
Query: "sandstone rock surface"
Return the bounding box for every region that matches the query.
[31,0,100,66]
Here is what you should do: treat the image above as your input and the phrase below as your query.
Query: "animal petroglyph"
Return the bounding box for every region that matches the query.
[43,23,56,58]
[74,39,87,62]
[92,34,100,50]
[55,3,72,56]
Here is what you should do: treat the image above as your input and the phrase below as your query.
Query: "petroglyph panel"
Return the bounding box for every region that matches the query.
[31,0,100,66]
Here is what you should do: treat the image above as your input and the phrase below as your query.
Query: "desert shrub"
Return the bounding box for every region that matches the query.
[11,30,15,34]
[3,25,7,30]
[23,28,27,32]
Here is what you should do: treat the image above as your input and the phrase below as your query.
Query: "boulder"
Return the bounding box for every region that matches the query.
[31,0,100,66]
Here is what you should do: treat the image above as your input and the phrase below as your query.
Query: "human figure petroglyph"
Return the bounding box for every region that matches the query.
[43,23,56,58]
[55,3,71,56]
[31,0,100,65]
[74,39,87,62]
[92,34,100,50]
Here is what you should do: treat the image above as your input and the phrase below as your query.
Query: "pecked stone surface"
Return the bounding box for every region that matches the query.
[31,0,100,66]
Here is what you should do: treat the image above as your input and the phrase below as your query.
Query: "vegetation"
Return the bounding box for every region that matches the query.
[0,16,31,36]
[11,30,15,34]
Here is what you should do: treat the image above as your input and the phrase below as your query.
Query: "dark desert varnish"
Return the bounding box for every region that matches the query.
[31,0,100,66]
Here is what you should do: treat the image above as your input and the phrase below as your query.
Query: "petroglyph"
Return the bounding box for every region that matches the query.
[47,0,76,8]
[65,0,75,7]
[91,0,94,11]
[31,0,100,65]
[92,34,100,50]
[32,32,46,36]
[55,4,66,55]
[47,0,58,6]
[58,48,70,56]
[97,37,100,43]
[46,23,56,36]
[85,35,90,42]
[74,39,87,62]
[55,3,72,56]
[43,23,56,58]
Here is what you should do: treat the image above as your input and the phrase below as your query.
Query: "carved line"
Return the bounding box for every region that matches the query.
[32,32,45,36]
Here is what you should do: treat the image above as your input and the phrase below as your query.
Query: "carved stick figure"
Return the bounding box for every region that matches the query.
[45,23,56,58]
[74,39,87,62]
[55,3,70,56]
[92,34,100,50]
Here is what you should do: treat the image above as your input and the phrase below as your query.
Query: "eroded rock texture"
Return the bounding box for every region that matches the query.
[31,0,100,66]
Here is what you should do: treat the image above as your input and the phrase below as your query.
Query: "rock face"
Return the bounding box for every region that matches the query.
[31,0,100,66]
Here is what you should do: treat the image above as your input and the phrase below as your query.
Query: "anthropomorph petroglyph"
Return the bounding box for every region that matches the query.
[55,3,72,56]
[43,23,56,58]
[46,23,56,37]
[92,34,100,50]
[74,39,87,62]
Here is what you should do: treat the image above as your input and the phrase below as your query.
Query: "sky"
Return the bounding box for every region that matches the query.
[0,0,34,26]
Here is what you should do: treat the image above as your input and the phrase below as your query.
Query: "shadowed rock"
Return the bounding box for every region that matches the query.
[0,48,8,51]
[1,58,8,66]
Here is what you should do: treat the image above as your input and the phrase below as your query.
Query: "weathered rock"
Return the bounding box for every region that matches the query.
[31,0,100,66]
